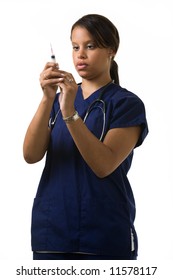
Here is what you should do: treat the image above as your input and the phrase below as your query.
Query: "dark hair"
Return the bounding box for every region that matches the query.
[71,14,120,85]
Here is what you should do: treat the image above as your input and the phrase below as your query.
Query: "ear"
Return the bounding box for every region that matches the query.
[108,48,116,58]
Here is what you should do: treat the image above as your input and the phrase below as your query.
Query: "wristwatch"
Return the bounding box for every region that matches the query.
[63,111,80,123]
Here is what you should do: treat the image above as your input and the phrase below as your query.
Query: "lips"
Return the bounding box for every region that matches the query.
[76,63,88,70]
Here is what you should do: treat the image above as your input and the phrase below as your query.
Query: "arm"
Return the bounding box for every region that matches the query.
[56,75,141,178]
[23,96,53,163]
[23,62,62,163]
[65,118,141,178]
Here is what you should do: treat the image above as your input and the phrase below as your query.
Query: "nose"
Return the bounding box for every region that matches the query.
[77,48,87,59]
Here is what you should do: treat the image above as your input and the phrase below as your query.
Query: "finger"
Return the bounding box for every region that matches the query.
[42,77,64,87]
[58,77,74,86]
[56,72,75,84]
[67,77,74,83]
[43,62,59,70]
[55,70,74,80]
[41,69,64,81]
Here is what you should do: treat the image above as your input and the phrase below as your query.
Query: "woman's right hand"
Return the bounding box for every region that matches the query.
[40,62,62,99]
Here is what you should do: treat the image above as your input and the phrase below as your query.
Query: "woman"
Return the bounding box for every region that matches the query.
[23,14,148,260]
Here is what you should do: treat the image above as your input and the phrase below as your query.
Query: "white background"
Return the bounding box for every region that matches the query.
[0,0,172,263]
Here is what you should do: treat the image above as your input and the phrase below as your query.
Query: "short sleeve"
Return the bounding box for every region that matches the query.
[109,91,148,147]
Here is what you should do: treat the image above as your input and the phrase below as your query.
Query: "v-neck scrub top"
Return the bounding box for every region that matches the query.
[31,83,148,258]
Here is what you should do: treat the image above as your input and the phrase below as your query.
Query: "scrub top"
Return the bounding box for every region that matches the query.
[31,83,148,257]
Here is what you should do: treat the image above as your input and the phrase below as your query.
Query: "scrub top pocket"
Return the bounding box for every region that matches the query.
[31,197,51,250]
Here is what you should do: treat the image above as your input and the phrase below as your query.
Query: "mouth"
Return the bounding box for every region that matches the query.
[76,63,88,70]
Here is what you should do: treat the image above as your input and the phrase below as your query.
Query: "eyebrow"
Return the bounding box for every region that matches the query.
[71,40,95,45]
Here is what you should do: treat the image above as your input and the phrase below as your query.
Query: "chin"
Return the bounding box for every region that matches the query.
[78,72,93,80]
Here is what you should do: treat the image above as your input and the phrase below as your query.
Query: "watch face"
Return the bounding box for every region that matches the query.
[63,111,79,123]
[73,111,79,121]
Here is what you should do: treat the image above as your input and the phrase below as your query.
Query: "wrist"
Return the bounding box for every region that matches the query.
[42,94,55,104]
[63,111,80,123]
[61,107,75,119]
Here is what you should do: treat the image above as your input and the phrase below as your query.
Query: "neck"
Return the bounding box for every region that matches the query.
[81,78,112,99]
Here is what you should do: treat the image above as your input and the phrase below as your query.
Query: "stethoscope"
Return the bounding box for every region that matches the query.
[49,81,113,141]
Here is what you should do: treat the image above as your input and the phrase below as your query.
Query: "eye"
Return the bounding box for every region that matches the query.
[87,44,95,49]
[72,45,79,51]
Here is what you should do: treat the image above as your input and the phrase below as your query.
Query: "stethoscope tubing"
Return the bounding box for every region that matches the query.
[49,81,113,141]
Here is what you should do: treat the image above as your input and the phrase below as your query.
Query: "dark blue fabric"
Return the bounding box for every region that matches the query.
[33,251,137,260]
[31,83,148,257]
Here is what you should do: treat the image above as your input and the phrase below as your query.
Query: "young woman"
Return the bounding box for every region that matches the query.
[23,14,148,260]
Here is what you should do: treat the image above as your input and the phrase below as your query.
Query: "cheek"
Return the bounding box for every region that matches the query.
[94,55,107,66]
[93,51,108,61]
[72,52,77,64]
[90,53,102,64]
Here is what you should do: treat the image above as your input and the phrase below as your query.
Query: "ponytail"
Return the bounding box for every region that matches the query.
[110,60,119,85]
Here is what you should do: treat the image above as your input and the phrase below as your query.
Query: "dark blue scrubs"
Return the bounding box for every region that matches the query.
[31,83,148,258]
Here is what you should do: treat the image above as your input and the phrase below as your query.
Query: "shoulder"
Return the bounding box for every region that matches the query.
[107,84,148,146]
[106,84,147,117]
[108,83,144,104]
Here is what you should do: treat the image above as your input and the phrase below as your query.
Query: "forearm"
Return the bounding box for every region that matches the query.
[65,117,115,178]
[23,96,54,163]
[65,115,140,178]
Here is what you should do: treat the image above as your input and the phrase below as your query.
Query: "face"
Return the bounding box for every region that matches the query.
[71,26,113,81]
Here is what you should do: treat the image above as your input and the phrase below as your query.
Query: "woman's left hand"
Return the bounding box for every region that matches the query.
[57,72,78,118]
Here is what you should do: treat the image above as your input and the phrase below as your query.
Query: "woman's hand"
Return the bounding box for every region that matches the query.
[40,62,61,99]
[57,73,78,118]
[40,62,78,117]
